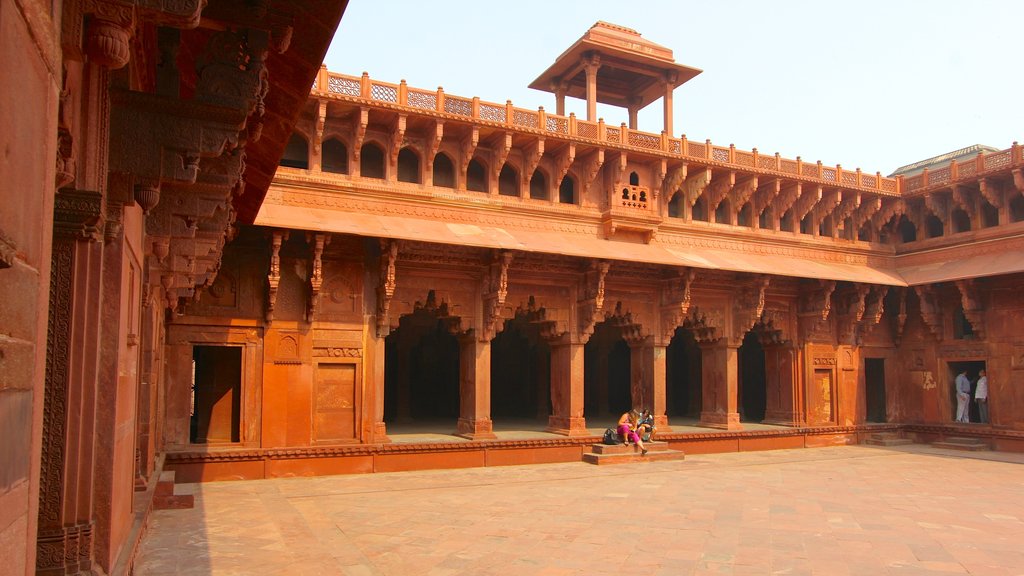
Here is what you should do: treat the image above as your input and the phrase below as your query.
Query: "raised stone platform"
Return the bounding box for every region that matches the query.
[865,432,914,447]
[932,436,990,451]
[582,441,685,465]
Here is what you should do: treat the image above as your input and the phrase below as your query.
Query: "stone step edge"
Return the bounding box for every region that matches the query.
[931,441,989,451]
[582,450,686,465]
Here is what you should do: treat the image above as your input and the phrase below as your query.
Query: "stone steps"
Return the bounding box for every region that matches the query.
[153,470,194,510]
[582,441,685,465]
[865,432,914,446]
[932,436,989,451]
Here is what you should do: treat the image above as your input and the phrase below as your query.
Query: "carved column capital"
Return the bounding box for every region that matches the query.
[54,189,104,242]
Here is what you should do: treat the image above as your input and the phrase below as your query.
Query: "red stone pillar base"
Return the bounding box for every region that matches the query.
[699,410,743,430]
[653,415,673,433]
[370,421,391,443]
[546,415,589,436]
[457,417,496,440]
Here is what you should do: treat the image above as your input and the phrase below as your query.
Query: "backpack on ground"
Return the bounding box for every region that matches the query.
[602,428,619,445]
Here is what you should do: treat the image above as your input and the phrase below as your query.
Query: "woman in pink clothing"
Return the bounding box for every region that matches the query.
[616,409,647,456]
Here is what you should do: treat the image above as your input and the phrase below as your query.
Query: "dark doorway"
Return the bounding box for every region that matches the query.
[946,360,986,424]
[490,317,551,420]
[738,332,766,422]
[191,346,242,443]
[666,327,701,419]
[384,307,460,425]
[584,321,630,421]
[865,358,886,423]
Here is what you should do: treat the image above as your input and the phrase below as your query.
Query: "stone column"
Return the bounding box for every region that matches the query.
[546,340,588,436]
[584,54,601,122]
[37,189,105,575]
[699,340,742,430]
[366,334,390,442]
[628,336,671,431]
[554,81,567,117]
[663,74,676,136]
[762,343,803,426]
[457,335,496,439]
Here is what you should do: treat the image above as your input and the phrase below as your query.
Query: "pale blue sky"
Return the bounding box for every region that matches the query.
[324,1,1023,176]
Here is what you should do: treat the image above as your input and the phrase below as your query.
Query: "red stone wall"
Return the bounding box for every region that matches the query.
[0,0,59,573]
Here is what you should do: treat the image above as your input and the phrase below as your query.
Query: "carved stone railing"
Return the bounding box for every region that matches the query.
[311,69,900,196]
[901,142,1023,196]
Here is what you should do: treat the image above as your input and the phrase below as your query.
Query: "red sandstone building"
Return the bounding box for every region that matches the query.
[3,8,1024,576]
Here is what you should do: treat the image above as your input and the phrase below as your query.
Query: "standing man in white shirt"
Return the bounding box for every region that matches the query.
[954,369,971,423]
[975,369,989,424]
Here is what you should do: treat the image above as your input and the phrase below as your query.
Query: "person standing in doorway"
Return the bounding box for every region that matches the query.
[975,369,989,424]
[954,369,971,423]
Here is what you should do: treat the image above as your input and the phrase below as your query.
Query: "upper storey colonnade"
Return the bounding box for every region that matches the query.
[272,67,1024,251]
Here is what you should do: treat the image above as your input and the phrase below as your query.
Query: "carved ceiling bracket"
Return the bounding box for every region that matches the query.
[388,114,407,168]
[517,296,563,342]
[265,230,287,322]
[978,177,1006,209]
[954,279,985,339]
[831,191,860,231]
[662,163,687,203]
[792,184,821,224]
[951,184,977,220]
[481,250,515,342]
[352,108,368,160]
[752,308,788,345]
[76,0,205,70]
[810,188,841,231]
[752,178,780,221]
[576,260,610,343]
[924,192,948,223]
[605,301,646,345]
[732,275,770,344]
[851,196,881,238]
[581,149,604,196]
[652,159,667,200]
[704,171,734,215]
[459,126,479,176]
[684,306,724,344]
[772,182,802,222]
[727,176,758,215]
[375,239,398,338]
[855,285,889,345]
[553,144,576,188]
[914,285,943,340]
[523,138,544,183]
[490,132,512,183]
[660,268,695,343]
[313,100,327,157]
[682,167,712,208]
[307,233,330,322]
[892,287,908,345]
[425,120,444,166]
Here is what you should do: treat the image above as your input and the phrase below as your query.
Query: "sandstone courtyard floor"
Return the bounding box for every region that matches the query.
[134,444,1024,575]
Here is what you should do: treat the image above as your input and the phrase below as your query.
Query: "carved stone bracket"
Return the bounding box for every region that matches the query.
[978,177,1006,209]
[831,191,860,231]
[954,278,985,339]
[388,114,407,168]
[914,285,943,340]
[459,126,479,176]
[662,163,687,202]
[857,285,889,344]
[836,284,869,345]
[751,178,780,222]
[265,230,287,322]
[951,184,977,221]
[425,120,444,167]
[581,149,604,196]
[810,188,842,232]
[517,296,563,342]
[481,250,514,341]
[872,198,905,234]
[704,171,734,215]
[732,275,770,343]
[771,182,801,225]
[660,268,695,343]
[924,192,948,224]
[652,159,667,200]
[850,196,881,238]
[352,108,368,160]
[892,287,908,345]
[307,233,330,322]
[791,184,822,223]
[727,176,758,214]
[576,260,609,343]
[753,308,788,345]
[490,132,512,184]
[605,301,645,344]
[684,306,723,343]
[682,167,711,208]
[553,143,575,190]
[376,239,398,338]
[523,138,544,183]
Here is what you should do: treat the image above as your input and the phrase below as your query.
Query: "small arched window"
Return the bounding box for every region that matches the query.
[432,153,455,188]
[668,193,682,218]
[397,148,420,183]
[737,203,752,227]
[714,200,730,224]
[1010,195,1024,223]
[758,207,772,229]
[322,138,348,174]
[280,133,309,169]
[779,209,794,232]
[360,143,385,179]
[629,171,640,186]
[498,165,519,196]
[897,216,917,242]
[466,158,487,192]
[529,171,547,200]
[951,208,971,234]
[981,200,999,228]
[558,176,575,204]
[925,214,944,238]
[692,197,708,221]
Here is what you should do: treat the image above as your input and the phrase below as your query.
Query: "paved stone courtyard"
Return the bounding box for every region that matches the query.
[135,445,1024,575]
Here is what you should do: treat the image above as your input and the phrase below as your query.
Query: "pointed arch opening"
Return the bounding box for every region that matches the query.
[322,138,348,174]
[738,331,766,423]
[280,133,309,169]
[529,170,548,200]
[558,175,576,204]
[498,164,519,196]
[490,314,551,424]
[432,153,456,188]
[951,208,971,233]
[397,147,421,183]
[666,327,702,422]
[466,157,488,192]
[360,142,386,179]
[584,320,631,421]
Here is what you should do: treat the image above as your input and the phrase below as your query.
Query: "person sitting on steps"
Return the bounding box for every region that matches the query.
[637,408,656,442]
[616,409,648,456]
